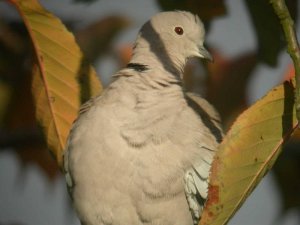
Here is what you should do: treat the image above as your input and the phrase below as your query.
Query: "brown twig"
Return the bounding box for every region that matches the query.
[270,0,300,127]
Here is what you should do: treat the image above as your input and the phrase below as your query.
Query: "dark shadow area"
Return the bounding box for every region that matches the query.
[272,80,300,217]
[186,96,223,144]
[282,80,295,138]
[140,21,181,77]
[273,140,300,218]
[77,57,93,104]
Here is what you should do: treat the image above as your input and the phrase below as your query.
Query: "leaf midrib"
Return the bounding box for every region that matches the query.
[16,3,65,151]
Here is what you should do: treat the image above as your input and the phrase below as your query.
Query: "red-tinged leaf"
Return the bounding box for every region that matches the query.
[115,44,133,68]
[199,79,298,225]
[283,64,295,81]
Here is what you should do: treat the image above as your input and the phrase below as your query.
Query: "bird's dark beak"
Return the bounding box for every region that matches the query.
[198,46,213,62]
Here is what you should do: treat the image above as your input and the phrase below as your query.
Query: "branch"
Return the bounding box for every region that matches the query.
[270,0,300,126]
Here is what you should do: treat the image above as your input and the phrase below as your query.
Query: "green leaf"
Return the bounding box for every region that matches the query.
[9,0,102,167]
[199,79,298,225]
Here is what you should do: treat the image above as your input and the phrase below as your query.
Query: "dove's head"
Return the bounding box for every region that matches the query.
[131,11,212,76]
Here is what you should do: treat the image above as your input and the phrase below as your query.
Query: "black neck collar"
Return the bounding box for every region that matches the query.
[126,63,149,72]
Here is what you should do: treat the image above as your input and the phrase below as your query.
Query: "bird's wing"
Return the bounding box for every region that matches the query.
[185,92,222,135]
[184,93,223,224]
[63,67,138,197]
[63,95,99,196]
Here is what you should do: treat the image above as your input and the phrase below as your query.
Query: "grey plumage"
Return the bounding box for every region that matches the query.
[64,11,222,225]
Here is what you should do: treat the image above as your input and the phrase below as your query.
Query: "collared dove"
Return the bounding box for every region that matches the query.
[64,11,223,225]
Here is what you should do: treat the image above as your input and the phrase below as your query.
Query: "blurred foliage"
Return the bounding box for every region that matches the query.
[156,0,226,22]
[244,0,284,66]
[206,51,258,128]
[0,18,59,179]
[73,0,98,3]
[244,0,298,66]
[13,0,103,167]
[76,16,130,62]
[273,138,300,213]
[0,5,127,178]
[0,0,299,221]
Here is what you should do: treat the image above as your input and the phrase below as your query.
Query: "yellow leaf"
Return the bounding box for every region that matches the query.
[9,0,102,167]
[199,79,298,225]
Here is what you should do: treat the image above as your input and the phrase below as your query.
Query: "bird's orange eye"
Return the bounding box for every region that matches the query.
[174,26,184,35]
